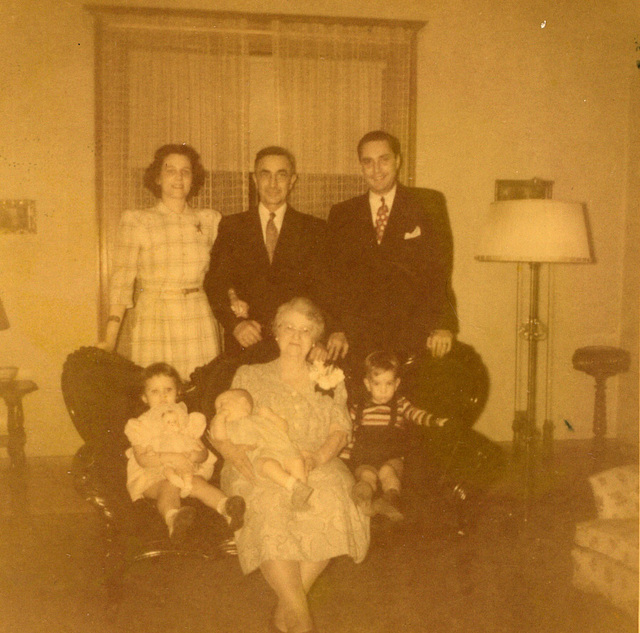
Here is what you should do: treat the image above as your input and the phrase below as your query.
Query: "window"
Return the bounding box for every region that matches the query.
[91,7,423,329]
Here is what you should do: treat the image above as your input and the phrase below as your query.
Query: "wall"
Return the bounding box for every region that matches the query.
[417,0,639,447]
[0,2,96,455]
[617,56,640,453]
[0,0,637,456]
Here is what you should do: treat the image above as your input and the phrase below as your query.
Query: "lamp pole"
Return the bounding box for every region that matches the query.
[522,261,542,520]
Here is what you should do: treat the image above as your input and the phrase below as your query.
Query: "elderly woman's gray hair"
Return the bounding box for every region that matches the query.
[273,297,325,343]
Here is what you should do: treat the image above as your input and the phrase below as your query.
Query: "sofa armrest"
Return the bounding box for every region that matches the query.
[71,442,131,526]
[589,464,639,520]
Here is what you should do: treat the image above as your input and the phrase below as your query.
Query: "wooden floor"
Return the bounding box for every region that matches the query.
[0,444,637,633]
[0,455,90,517]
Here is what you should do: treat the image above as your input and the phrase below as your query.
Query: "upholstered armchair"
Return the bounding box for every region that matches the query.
[61,347,235,607]
[572,464,639,618]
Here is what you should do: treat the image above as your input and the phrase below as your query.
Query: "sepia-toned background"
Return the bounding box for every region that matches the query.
[0,0,637,457]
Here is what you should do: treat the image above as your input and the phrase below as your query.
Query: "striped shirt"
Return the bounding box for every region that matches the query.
[340,396,444,459]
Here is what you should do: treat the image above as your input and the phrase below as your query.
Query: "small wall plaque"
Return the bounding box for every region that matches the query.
[0,200,36,234]
[495,178,553,202]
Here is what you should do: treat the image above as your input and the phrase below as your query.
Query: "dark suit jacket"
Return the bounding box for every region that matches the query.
[326,184,458,359]
[204,206,333,353]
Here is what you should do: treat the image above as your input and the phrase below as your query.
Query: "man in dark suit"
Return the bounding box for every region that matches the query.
[204,146,340,362]
[326,131,458,366]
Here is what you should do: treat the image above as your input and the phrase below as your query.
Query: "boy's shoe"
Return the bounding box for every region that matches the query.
[169,505,196,545]
[224,495,246,532]
[372,489,404,523]
[291,480,314,511]
[351,481,374,516]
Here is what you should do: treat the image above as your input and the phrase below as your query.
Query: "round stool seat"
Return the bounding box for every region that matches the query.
[572,345,630,468]
[572,346,630,379]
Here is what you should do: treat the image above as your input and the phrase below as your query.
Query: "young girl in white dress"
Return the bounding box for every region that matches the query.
[124,362,245,542]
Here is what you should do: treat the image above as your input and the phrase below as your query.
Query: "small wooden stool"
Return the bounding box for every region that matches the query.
[572,346,630,464]
[0,379,38,470]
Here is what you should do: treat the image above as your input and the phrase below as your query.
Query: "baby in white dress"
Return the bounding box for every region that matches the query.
[211,389,314,510]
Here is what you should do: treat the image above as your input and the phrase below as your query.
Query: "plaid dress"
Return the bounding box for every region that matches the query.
[109,202,222,381]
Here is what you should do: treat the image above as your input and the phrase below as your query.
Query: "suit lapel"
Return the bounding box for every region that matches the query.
[271,206,298,266]
[355,195,377,245]
[246,208,270,266]
[380,185,411,245]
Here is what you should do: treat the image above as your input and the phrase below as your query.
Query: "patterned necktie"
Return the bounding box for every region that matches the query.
[375,197,389,244]
[265,211,279,263]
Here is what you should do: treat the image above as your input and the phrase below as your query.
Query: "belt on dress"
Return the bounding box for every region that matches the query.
[139,287,200,295]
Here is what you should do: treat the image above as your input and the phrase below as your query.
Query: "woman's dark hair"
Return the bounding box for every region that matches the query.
[140,362,184,398]
[143,144,206,200]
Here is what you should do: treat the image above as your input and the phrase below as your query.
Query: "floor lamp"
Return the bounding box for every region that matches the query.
[476,199,591,518]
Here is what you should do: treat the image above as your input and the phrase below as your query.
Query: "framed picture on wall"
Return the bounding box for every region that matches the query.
[0,200,36,234]
[495,178,553,201]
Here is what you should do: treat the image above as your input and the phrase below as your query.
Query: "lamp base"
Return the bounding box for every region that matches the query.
[512,410,541,462]
[512,409,545,523]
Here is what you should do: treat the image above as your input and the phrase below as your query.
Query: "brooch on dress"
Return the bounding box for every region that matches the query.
[309,361,345,398]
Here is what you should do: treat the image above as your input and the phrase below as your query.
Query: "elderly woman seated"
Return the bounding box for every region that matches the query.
[210,297,370,633]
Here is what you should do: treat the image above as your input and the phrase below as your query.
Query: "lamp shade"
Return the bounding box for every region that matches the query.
[476,199,591,263]
[0,297,8,331]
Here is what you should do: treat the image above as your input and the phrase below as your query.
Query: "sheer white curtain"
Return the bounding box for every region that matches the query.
[93,9,422,326]
[95,10,251,326]
[272,21,417,218]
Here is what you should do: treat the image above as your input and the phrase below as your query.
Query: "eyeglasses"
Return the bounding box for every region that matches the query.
[280,324,312,336]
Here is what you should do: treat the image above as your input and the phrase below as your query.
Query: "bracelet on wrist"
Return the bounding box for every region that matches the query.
[107,315,121,324]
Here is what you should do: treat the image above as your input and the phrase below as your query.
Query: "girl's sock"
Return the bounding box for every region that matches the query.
[169,506,196,543]
[165,508,179,533]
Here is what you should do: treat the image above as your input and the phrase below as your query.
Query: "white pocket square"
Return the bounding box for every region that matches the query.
[404,226,421,240]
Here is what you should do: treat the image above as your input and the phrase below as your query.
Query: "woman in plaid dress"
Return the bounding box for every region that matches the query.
[100,144,222,381]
